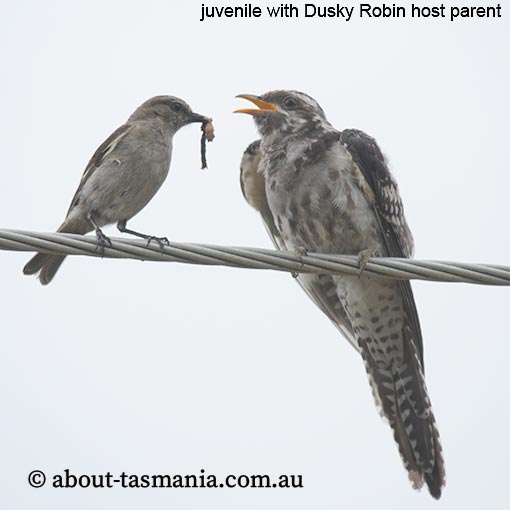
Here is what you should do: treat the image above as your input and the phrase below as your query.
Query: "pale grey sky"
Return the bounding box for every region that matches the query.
[0,1,509,508]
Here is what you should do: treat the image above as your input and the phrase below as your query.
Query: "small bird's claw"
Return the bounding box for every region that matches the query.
[146,236,170,253]
[94,229,112,256]
[357,249,375,278]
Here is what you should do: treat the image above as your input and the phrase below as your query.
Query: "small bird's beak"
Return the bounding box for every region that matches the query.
[190,113,212,123]
[234,94,278,116]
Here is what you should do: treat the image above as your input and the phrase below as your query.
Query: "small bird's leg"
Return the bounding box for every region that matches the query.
[357,248,377,278]
[117,220,169,252]
[292,245,308,279]
[89,215,112,255]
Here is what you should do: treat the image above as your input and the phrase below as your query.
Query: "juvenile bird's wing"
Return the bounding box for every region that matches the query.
[340,128,444,498]
[240,140,285,249]
[66,123,132,216]
[340,129,422,361]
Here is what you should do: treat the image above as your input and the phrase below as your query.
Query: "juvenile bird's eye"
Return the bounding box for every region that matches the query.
[171,102,183,112]
[283,97,298,108]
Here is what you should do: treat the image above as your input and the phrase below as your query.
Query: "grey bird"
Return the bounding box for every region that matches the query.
[236,91,445,498]
[24,95,210,285]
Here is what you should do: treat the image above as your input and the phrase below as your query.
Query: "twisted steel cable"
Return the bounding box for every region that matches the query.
[1,228,509,286]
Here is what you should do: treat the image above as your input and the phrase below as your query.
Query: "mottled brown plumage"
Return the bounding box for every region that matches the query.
[237,90,445,498]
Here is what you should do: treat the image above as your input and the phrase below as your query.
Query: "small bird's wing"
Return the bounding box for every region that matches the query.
[66,123,132,216]
[340,128,423,365]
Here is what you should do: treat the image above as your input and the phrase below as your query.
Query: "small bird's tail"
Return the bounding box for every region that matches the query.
[23,219,90,285]
[23,252,66,285]
[360,330,445,498]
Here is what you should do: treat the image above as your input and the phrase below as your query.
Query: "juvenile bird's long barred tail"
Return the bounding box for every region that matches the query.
[359,331,445,498]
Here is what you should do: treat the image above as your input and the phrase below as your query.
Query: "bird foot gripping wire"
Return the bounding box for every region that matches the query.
[116,221,169,254]
[357,249,376,278]
[94,228,112,256]
[146,236,170,253]
[292,246,308,278]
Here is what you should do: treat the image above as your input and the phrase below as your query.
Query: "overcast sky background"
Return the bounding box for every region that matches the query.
[0,1,508,508]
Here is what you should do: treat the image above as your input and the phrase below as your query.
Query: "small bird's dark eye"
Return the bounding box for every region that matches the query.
[171,102,183,112]
[283,96,298,108]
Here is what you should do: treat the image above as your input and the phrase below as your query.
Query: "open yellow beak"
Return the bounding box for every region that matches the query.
[234,94,278,115]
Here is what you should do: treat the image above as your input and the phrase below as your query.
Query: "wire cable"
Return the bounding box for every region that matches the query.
[1,228,509,285]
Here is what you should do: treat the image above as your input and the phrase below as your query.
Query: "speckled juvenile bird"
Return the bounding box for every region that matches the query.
[240,139,359,349]
[240,140,284,248]
[23,95,211,285]
[236,91,445,498]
